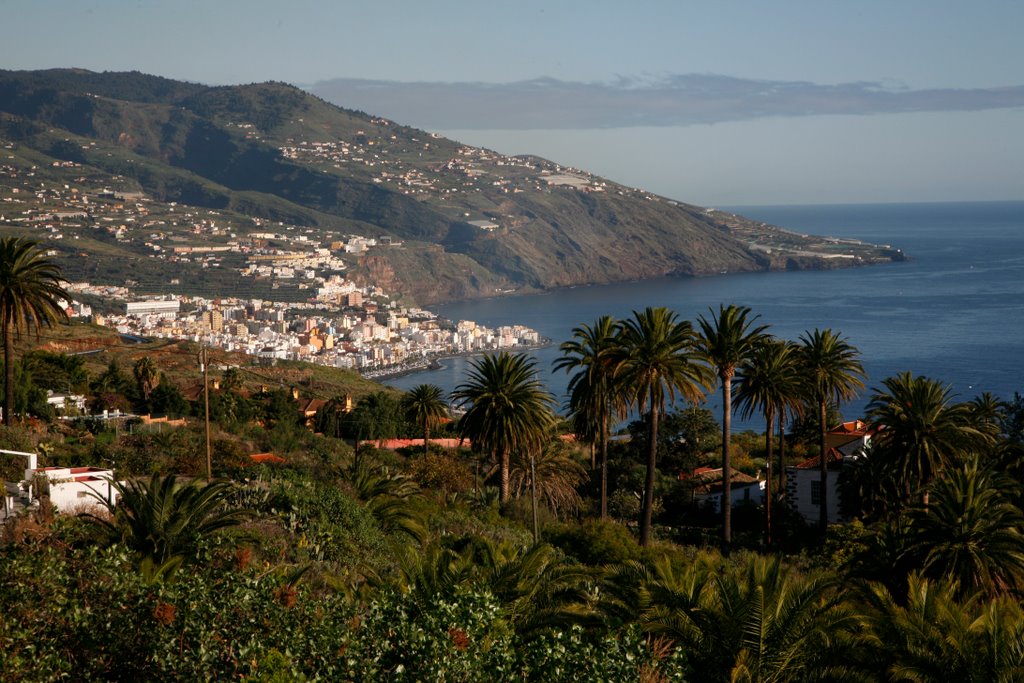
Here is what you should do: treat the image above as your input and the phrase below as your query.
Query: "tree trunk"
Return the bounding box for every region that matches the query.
[530,453,539,544]
[818,398,829,534]
[721,370,733,557]
[600,409,609,519]
[640,400,659,547]
[778,412,787,495]
[765,406,774,547]
[500,449,510,503]
[778,411,787,540]
[423,422,430,458]
[2,314,11,426]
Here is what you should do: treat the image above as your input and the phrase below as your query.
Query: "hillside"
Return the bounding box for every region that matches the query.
[0,69,903,304]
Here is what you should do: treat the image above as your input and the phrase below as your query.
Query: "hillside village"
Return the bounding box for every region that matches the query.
[2,150,542,377]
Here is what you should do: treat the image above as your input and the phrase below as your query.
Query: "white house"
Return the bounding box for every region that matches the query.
[46,390,87,414]
[687,466,766,514]
[2,449,120,519]
[785,420,874,526]
[28,466,121,514]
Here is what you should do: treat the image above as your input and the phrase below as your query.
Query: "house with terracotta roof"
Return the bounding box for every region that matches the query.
[684,466,766,514]
[785,420,875,525]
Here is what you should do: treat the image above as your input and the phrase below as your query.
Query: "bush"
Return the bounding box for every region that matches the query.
[406,452,474,496]
[545,518,640,566]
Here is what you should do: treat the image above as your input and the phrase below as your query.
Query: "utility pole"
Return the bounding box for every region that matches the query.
[199,345,212,481]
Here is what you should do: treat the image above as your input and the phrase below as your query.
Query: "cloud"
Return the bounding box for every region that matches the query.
[307,74,1024,130]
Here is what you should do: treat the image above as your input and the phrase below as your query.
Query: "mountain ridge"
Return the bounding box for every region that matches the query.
[0,69,902,304]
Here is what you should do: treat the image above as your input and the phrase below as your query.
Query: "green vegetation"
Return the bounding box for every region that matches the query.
[0,238,70,425]
[6,289,1024,679]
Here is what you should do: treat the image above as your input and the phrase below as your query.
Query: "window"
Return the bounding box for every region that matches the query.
[810,480,822,506]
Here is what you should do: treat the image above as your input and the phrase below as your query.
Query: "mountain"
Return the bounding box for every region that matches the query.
[0,69,902,304]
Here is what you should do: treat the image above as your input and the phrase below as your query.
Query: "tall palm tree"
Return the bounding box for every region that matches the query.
[612,307,711,546]
[866,372,994,504]
[735,337,803,544]
[798,328,865,533]
[132,355,160,404]
[554,315,622,518]
[452,352,556,504]
[401,383,449,457]
[0,237,69,425]
[696,304,769,554]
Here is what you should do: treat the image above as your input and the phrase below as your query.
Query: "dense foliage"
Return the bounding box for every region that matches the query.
[5,301,1024,680]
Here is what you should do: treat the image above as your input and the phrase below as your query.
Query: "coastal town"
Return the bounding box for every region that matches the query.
[65,280,544,377]
[1,143,545,375]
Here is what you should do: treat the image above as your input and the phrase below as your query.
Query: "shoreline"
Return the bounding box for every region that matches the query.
[361,339,553,381]
[418,249,907,308]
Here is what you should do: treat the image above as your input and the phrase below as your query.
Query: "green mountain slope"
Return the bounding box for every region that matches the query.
[0,69,902,304]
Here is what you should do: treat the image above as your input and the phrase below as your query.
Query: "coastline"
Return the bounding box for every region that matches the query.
[360,339,553,381]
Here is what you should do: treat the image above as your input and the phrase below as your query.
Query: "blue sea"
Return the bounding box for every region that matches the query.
[385,201,1024,429]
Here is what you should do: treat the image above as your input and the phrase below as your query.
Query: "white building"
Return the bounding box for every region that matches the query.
[30,466,121,514]
[46,390,87,414]
[785,420,874,526]
[125,298,180,317]
[2,449,120,519]
[687,467,766,513]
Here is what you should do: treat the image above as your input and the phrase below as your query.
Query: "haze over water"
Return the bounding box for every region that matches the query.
[386,201,1024,429]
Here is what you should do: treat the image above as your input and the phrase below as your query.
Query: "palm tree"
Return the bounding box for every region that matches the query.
[352,459,427,543]
[0,237,69,425]
[696,304,769,554]
[85,473,249,566]
[509,438,589,520]
[906,457,1024,598]
[386,539,594,637]
[554,315,622,518]
[401,384,449,457]
[858,575,1024,682]
[836,442,903,522]
[735,337,803,545]
[603,553,855,682]
[612,307,711,546]
[798,328,865,533]
[452,352,556,504]
[132,355,160,405]
[866,372,994,504]
[968,391,1008,430]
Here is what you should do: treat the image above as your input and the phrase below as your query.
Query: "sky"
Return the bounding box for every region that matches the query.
[3,1,1023,206]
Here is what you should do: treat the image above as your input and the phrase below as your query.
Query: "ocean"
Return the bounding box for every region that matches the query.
[384,201,1024,429]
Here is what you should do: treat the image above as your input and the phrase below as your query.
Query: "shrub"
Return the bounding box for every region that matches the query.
[405,452,474,496]
[545,518,640,566]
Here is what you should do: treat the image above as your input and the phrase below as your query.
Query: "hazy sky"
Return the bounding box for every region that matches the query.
[3,1,1023,206]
